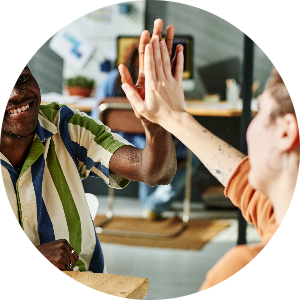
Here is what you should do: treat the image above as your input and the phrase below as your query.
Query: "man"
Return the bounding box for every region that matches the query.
[1,19,176,272]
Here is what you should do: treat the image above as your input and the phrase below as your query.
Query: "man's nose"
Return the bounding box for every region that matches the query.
[9,84,26,102]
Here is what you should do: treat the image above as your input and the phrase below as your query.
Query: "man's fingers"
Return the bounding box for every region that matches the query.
[138,30,151,76]
[171,44,184,77]
[71,248,79,263]
[165,25,175,58]
[174,48,184,82]
[153,20,175,59]
[139,19,164,74]
[60,240,77,270]
[152,18,163,41]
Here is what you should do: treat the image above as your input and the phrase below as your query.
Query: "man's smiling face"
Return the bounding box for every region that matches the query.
[2,66,41,138]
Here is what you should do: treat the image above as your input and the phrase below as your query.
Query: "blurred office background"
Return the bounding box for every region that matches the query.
[28,0,272,99]
[27,0,272,200]
[27,1,271,298]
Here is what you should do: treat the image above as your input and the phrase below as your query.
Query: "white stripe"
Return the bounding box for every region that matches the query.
[68,122,132,187]
[1,166,19,221]
[18,170,40,246]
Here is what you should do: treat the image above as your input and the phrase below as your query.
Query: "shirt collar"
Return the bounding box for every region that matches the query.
[0,109,58,171]
[35,110,58,142]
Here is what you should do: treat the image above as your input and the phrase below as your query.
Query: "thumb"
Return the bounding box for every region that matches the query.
[122,83,144,113]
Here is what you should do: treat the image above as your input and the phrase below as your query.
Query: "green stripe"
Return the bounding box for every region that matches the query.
[40,102,65,123]
[20,138,45,177]
[76,259,86,271]
[68,113,126,154]
[46,139,82,255]
[16,183,23,229]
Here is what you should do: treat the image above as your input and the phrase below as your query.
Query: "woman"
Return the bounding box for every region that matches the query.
[120,35,299,289]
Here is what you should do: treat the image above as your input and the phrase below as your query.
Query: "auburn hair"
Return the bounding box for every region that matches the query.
[266,68,295,122]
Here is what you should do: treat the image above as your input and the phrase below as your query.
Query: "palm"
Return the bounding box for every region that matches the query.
[119,19,175,120]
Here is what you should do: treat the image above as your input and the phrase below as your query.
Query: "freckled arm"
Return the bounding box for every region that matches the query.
[161,111,245,186]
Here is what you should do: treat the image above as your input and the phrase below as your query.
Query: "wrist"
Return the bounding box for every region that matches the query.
[160,111,191,135]
[142,120,167,136]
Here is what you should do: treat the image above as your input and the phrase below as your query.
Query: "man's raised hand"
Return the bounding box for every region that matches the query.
[118,18,175,101]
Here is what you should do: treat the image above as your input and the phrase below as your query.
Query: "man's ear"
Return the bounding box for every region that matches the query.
[277,113,299,152]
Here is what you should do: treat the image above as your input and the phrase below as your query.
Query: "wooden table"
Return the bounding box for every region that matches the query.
[41,98,257,116]
[63,271,149,299]
[184,100,246,116]
[41,100,94,112]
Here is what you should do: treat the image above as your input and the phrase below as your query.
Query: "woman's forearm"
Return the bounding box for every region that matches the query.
[162,111,245,186]
[121,38,245,186]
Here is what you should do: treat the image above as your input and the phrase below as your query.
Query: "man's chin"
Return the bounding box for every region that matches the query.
[1,129,35,138]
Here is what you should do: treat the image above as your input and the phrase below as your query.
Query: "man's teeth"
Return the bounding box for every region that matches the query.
[8,104,29,114]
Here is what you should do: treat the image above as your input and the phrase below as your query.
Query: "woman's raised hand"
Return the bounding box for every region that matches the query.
[122,35,185,127]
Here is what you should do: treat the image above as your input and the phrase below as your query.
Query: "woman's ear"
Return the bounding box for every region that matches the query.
[277,113,299,152]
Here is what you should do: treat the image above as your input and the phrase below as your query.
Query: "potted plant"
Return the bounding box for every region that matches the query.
[65,75,95,97]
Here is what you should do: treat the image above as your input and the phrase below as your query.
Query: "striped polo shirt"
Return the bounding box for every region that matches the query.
[1,102,132,272]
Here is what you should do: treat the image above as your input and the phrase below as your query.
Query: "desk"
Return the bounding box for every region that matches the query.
[185,100,244,116]
[41,98,258,116]
[41,100,94,112]
[41,92,96,112]
[63,271,149,299]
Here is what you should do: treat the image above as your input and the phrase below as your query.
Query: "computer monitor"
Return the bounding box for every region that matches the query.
[117,35,194,91]
[198,57,242,100]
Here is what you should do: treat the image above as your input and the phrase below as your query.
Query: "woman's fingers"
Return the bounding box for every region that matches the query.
[122,83,144,114]
[151,35,183,82]
[118,64,138,92]
[144,43,156,84]
[152,36,165,80]
[160,40,172,79]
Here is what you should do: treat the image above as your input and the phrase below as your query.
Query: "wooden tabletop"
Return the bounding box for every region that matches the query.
[41,101,94,112]
[184,100,244,117]
[63,271,149,299]
[42,97,257,117]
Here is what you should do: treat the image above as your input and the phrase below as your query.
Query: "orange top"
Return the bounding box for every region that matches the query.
[200,157,279,291]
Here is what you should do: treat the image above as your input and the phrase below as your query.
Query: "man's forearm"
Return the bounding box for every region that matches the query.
[161,111,245,186]
[141,121,177,186]
[109,124,176,186]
